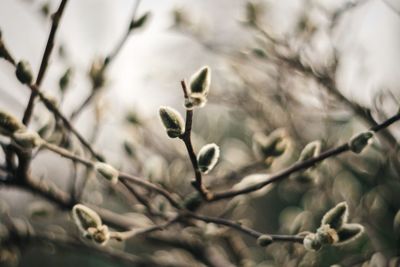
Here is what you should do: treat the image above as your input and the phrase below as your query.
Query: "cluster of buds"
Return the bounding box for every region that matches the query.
[185,66,211,109]
[253,128,288,167]
[303,202,364,251]
[72,204,110,245]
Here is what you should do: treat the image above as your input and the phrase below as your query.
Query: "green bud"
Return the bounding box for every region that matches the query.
[59,68,72,92]
[158,106,185,138]
[257,235,273,247]
[15,60,33,85]
[321,202,348,230]
[129,12,151,30]
[72,204,102,234]
[349,131,373,153]
[0,110,24,136]
[89,58,105,89]
[336,223,364,245]
[316,224,339,245]
[197,143,220,174]
[12,130,43,149]
[94,162,119,184]
[303,233,322,251]
[299,140,321,162]
[189,66,211,96]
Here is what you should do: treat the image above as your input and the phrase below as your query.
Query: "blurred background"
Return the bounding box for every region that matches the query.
[0,0,400,266]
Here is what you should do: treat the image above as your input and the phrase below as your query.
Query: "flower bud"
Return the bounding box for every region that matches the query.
[0,36,15,64]
[0,110,24,136]
[349,131,373,154]
[321,202,348,230]
[303,233,322,251]
[189,66,211,96]
[94,162,119,184]
[72,204,102,234]
[197,143,220,174]
[182,192,202,211]
[59,67,72,92]
[15,60,33,85]
[253,129,287,159]
[316,224,339,245]
[336,223,364,245]
[89,58,105,89]
[299,140,321,162]
[257,235,273,247]
[245,1,259,25]
[129,12,151,30]
[158,106,185,138]
[87,225,110,245]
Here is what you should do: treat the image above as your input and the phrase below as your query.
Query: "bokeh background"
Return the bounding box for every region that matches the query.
[0,0,400,266]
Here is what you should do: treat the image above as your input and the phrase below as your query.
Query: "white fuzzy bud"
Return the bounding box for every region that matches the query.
[12,130,42,149]
[321,202,349,230]
[197,143,220,174]
[158,106,185,138]
[349,131,373,154]
[94,162,119,184]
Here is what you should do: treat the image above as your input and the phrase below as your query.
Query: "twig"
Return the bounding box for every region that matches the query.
[22,0,69,126]
[179,80,212,200]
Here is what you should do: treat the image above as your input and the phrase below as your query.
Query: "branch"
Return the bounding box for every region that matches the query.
[22,0,69,126]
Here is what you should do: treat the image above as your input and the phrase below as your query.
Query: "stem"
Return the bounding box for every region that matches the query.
[22,0,69,126]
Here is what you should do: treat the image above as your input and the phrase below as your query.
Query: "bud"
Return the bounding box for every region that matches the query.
[0,110,24,136]
[257,235,273,247]
[94,162,119,184]
[89,58,105,89]
[349,131,373,154]
[15,60,33,85]
[158,106,185,138]
[129,12,151,30]
[253,129,287,159]
[197,143,220,174]
[59,67,72,92]
[245,1,259,25]
[87,225,110,245]
[0,35,15,64]
[299,140,321,162]
[316,224,339,245]
[303,233,322,251]
[12,130,42,149]
[336,223,364,245]
[185,66,211,109]
[72,204,102,234]
[321,202,348,230]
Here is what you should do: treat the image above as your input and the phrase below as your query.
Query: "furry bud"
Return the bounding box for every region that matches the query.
[72,204,102,234]
[189,66,211,96]
[303,233,322,251]
[87,225,110,245]
[94,162,119,184]
[349,131,373,154]
[197,143,220,174]
[130,12,151,30]
[321,202,348,230]
[159,106,185,138]
[15,60,33,85]
[12,130,42,149]
[316,224,339,245]
[336,223,364,245]
[0,110,24,136]
[299,140,321,162]
[257,235,273,247]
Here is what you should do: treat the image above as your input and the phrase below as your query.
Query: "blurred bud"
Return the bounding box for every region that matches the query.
[0,223,9,243]
[257,235,273,247]
[185,66,211,109]
[303,233,322,251]
[125,110,141,125]
[158,106,185,138]
[130,12,151,30]
[349,131,373,154]
[369,252,387,267]
[59,67,72,92]
[72,204,102,234]
[245,1,259,25]
[94,162,119,184]
[299,140,321,162]
[87,225,110,245]
[394,210,400,234]
[123,140,135,157]
[316,224,338,245]
[89,58,105,89]
[336,223,364,245]
[40,2,50,17]
[253,129,288,160]
[0,34,15,64]
[172,7,190,28]
[197,143,220,174]
[12,130,42,149]
[28,201,54,219]
[15,60,33,85]
[0,110,24,136]
[182,192,202,211]
[321,202,348,230]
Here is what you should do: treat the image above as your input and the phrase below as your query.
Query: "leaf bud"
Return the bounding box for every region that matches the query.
[15,60,33,85]
[321,202,348,230]
[197,143,220,174]
[257,235,273,247]
[158,106,185,138]
[94,162,119,184]
[349,131,373,153]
